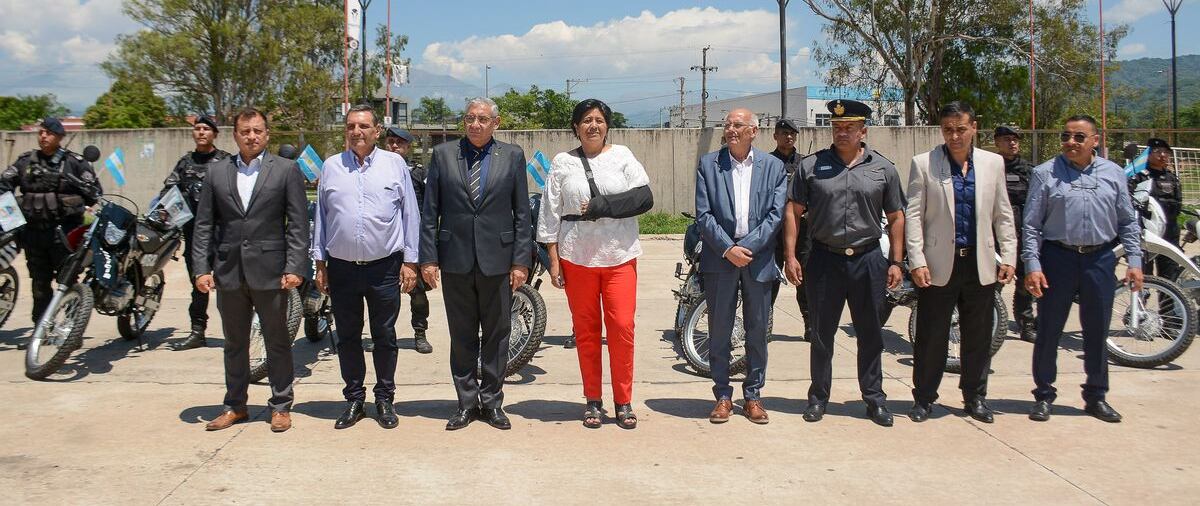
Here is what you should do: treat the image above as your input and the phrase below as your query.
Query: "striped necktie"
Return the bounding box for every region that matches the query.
[468,158,483,206]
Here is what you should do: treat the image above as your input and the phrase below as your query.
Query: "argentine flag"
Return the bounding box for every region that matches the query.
[296,145,323,181]
[1124,146,1150,179]
[104,147,127,187]
[525,150,551,189]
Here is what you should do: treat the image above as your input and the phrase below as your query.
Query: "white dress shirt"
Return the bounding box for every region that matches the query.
[730,149,754,239]
[235,150,264,208]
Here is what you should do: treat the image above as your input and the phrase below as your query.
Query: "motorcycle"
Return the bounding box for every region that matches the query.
[507,193,549,377]
[672,212,774,377]
[26,157,182,380]
[0,226,22,328]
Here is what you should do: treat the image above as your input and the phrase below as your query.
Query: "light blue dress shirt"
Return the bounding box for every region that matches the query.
[311,147,419,263]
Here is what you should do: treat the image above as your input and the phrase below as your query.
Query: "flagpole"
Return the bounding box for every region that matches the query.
[1099,0,1108,157]
[343,0,351,115]
[385,0,392,125]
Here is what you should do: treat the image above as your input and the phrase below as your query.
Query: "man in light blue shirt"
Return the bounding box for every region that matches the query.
[1022,114,1143,424]
[311,104,420,430]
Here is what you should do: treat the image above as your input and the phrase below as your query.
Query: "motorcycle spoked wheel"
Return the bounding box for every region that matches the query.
[0,266,18,328]
[905,290,1008,374]
[117,272,165,341]
[1107,275,1197,368]
[25,284,93,380]
[248,288,303,383]
[679,295,774,378]
[505,284,546,377]
[304,295,334,343]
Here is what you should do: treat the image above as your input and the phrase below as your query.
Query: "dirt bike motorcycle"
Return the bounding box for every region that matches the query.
[506,193,549,377]
[0,226,22,328]
[25,165,182,380]
[672,213,775,377]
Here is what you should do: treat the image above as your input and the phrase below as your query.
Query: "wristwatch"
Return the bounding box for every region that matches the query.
[888,260,903,268]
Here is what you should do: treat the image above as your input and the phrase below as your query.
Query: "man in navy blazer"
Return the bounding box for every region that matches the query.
[694,108,788,425]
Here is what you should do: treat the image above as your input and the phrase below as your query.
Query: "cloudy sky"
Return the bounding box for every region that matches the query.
[0,0,1195,115]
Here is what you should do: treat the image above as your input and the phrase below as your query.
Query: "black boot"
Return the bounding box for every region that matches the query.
[413,329,432,354]
[173,325,207,351]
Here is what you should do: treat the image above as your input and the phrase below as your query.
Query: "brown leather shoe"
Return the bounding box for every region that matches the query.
[744,399,769,424]
[709,399,733,424]
[270,411,292,433]
[204,409,248,431]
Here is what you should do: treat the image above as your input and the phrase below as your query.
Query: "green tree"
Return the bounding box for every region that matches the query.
[413,97,455,125]
[1180,100,1200,128]
[492,86,574,129]
[0,94,68,130]
[83,78,172,129]
[611,111,628,128]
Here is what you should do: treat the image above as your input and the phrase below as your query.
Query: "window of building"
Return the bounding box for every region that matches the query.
[884,115,900,126]
[815,113,831,127]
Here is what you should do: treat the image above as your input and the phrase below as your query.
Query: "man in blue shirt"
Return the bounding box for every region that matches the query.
[312,105,420,430]
[1022,114,1143,423]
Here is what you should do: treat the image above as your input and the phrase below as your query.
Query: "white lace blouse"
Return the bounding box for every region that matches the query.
[537,144,649,267]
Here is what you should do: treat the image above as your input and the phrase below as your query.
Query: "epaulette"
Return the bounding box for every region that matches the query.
[870,149,894,165]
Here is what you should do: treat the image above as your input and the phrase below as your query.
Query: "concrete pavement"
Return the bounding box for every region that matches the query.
[0,238,1195,505]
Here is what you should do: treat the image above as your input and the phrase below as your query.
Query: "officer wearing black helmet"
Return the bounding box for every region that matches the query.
[1129,138,1183,280]
[161,115,231,350]
[993,125,1037,342]
[0,117,102,329]
[384,126,432,354]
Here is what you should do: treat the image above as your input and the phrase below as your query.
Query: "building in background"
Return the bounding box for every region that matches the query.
[670,86,907,129]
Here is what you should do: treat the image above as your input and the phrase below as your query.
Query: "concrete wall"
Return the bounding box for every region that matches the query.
[2,126,943,215]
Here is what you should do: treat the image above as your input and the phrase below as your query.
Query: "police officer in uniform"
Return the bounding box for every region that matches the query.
[772,118,812,340]
[0,117,102,328]
[162,115,231,350]
[993,125,1037,342]
[784,100,906,427]
[384,127,433,354]
[1129,138,1182,280]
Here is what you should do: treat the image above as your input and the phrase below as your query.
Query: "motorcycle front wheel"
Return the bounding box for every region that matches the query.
[1107,275,1196,368]
[249,288,303,383]
[118,272,165,340]
[680,295,773,377]
[905,289,1007,374]
[25,283,93,380]
[506,284,546,377]
[0,266,19,328]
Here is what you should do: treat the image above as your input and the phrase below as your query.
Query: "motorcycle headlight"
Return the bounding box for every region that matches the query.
[103,225,127,246]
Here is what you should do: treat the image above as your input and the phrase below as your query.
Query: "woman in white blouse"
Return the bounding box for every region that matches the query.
[538,99,649,429]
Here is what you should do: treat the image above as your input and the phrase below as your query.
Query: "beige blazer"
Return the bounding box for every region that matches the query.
[904,146,1017,286]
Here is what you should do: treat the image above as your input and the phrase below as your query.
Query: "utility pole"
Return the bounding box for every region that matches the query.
[676,76,686,127]
[358,0,372,103]
[1165,0,1183,132]
[566,78,588,100]
[691,46,717,128]
[778,0,790,120]
[485,65,491,98]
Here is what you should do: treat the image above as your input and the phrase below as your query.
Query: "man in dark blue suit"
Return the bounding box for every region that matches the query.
[695,108,788,425]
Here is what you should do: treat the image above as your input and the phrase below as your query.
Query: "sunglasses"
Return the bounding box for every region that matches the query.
[1059,132,1091,143]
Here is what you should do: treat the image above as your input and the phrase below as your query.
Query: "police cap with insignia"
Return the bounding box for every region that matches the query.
[194,115,219,133]
[994,125,1021,138]
[39,117,65,136]
[1147,137,1171,150]
[775,118,800,133]
[386,126,414,143]
[826,99,871,122]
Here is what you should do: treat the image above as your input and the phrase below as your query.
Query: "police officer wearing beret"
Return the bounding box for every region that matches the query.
[0,117,102,328]
[993,125,1038,342]
[1129,138,1182,281]
[163,115,231,350]
[784,100,906,427]
[772,118,813,340]
[384,126,433,355]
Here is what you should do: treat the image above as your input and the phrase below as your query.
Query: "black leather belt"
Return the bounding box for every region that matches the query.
[331,250,403,266]
[816,241,879,257]
[956,246,973,258]
[1045,239,1114,254]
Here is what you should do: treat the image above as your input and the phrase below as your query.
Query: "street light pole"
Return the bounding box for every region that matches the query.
[358,0,372,103]
[1165,0,1183,131]
[778,0,790,120]
[485,65,491,99]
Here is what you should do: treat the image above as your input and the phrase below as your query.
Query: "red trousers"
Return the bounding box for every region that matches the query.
[561,258,638,405]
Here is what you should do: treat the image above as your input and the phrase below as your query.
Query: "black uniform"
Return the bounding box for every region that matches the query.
[159,148,231,332]
[770,148,812,335]
[0,149,101,322]
[1003,155,1037,333]
[793,143,906,408]
[1130,166,1184,280]
[406,160,430,334]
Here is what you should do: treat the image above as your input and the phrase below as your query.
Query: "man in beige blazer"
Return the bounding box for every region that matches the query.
[904,101,1017,424]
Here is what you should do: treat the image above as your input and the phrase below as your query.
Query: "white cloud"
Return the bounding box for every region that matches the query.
[1118,42,1148,58]
[1105,0,1166,24]
[0,30,37,63]
[0,0,135,66]
[59,36,116,65]
[418,7,804,85]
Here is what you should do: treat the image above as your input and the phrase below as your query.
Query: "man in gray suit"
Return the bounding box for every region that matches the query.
[695,108,788,425]
[192,108,310,433]
[420,97,532,431]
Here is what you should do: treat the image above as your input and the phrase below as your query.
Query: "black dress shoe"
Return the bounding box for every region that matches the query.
[446,409,474,431]
[563,335,576,349]
[964,399,994,423]
[172,329,207,351]
[867,405,894,427]
[1029,400,1052,422]
[480,407,512,430]
[376,401,399,429]
[1019,327,1037,343]
[802,403,826,422]
[908,402,933,423]
[1085,400,1122,423]
[334,400,365,429]
[413,331,433,354]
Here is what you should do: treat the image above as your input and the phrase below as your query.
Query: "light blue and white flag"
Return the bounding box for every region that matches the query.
[104,147,127,186]
[296,145,323,181]
[525,150,550,188]
[1125,146,1150,179]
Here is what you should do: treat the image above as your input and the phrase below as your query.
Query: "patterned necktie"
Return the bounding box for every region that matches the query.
[468,158,483,206]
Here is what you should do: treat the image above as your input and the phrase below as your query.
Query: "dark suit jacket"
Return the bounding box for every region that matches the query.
[694,146,788,283]
[192,151,309,291]
[419,138,532,277]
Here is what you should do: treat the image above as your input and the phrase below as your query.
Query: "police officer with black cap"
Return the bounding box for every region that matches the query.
[161,115,231,350]
[993,125,1038,341]
[384,126,432,354]
[784,99,906,427]
[1129,138,1183,280]
[0,117,102,328]
[772,118,812,339]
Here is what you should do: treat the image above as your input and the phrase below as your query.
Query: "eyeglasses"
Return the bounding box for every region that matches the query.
[723,122,753,130]
[1059,132,1091,143]
[463,115,494,125]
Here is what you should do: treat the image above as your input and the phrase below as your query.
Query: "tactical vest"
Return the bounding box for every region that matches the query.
[18,152,83,221]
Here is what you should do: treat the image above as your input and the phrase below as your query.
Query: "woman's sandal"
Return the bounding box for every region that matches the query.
[615,403,638,429]
[583,400,603,429]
